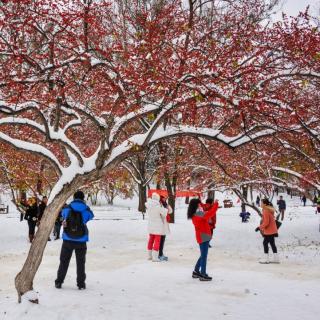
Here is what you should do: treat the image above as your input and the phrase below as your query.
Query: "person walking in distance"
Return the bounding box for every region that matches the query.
[255,198,279,264]
[55,191,94,290]
[53,206,65,240]
[146,193,168,262]
[24,197,38,243]
[277,195,286,221]
[256,195,261,207]
[188,198,219,281]
[37,196,51,241]
[301,195,307,207]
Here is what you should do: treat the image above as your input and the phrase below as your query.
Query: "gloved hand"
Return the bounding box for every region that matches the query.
[255,227,260,232]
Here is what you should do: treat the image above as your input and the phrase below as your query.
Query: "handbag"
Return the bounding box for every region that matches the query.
[275,212,282,229]
[275,219,282,229]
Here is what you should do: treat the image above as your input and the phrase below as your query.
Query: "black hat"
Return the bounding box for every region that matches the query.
[74,190,85,200]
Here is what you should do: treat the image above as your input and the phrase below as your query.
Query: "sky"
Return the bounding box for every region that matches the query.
[279,0,319,17]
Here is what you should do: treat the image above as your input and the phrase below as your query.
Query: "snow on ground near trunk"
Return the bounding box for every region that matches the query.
[0,196,319,320]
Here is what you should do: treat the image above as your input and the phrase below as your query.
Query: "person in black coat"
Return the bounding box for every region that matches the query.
[54,205,66,240]
[301,195,307,207]
[37,196,48,222]
[37,196,51,241]
[24,198,38,243]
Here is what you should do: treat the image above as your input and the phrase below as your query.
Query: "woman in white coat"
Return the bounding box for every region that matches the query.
[146,193,169,262]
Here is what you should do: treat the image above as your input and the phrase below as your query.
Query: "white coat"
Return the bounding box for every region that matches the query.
[146,198,170,235]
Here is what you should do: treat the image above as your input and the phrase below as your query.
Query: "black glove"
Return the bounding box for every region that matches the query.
[255,227,260,232]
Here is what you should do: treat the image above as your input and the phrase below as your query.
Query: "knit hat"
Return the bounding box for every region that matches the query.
[74,190,85,200]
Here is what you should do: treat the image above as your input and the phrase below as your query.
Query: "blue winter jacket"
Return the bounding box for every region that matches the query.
[62,199,94,242]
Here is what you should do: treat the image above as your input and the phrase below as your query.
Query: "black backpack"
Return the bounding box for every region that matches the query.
[64,206,86,238]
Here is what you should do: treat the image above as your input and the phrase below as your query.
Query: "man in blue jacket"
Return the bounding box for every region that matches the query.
[55,190,94,290]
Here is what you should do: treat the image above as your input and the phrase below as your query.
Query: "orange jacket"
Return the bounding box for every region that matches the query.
[260,206,278,235]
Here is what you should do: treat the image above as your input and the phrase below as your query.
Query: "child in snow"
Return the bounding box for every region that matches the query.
[146,193,169,262]
[255,198,279,264]
[188,198,219,281]
[240,211,251,222]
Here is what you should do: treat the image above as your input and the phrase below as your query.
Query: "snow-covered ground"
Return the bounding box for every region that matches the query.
[0,194,319,320]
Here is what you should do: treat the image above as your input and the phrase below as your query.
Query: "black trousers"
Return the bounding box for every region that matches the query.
[159,235,166,256]
[54,223,62,239]
[56,240,87,286]
[263,235,277,254]
[27,220,37,235]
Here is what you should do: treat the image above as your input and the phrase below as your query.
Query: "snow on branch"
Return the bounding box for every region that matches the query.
[64,99,107,129]
[0,131,63,174]
[0,117,46,133]
[257,70,320,88]
[122,162,142,185]
[103,123,277,171]
[272,166,320,191]
[0,112,85,167]
[147,125,276,148]
[109,98,165,145]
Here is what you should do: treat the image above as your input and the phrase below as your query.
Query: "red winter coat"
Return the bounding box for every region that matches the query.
[192,202,219,244]
[201,203,217,229]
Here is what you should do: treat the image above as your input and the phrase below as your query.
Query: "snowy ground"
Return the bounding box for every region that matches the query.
[0,194,319,320]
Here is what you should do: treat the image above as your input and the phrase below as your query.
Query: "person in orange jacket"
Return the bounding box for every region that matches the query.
[188,198,219,281]
[255,198,279,264]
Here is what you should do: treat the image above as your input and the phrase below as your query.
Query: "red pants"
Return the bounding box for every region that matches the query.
[147,234,161,251]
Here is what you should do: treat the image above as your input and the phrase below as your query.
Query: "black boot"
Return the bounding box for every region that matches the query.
[192,270,201,279]
[78,283,86,290]
[199,274,212,281]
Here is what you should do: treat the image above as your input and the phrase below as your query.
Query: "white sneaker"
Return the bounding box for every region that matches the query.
[152,250,161,262]
[147,250,152,260]
[270,253,280,264]
[259,254,270,264]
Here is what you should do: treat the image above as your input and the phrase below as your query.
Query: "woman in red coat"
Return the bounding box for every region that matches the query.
[187,198,219,281]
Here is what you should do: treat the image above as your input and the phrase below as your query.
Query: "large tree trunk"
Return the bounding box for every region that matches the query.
[14,172,95,302]
[164,172,176,223]
[138,183,147,215]
[137,156,147,216]
[208,190,215,200]
[185,178,191,204]
[241,185,248,212]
